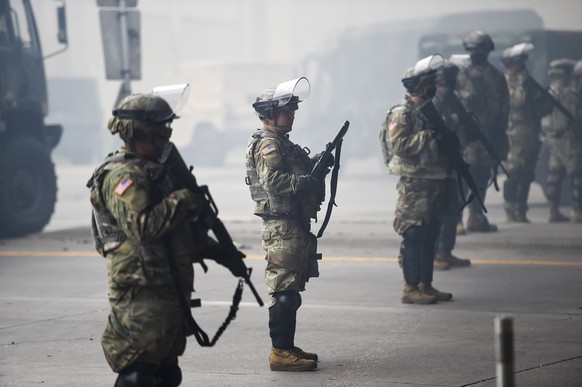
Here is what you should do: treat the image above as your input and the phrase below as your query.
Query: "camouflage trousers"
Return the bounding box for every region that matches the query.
[261,218,318,307]
[546,133,582,208]
[393,176,446,236]
[101,286,187,373]
[503,132,541,205]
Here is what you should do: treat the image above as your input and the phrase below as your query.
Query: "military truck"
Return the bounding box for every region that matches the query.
[0,0,67,237]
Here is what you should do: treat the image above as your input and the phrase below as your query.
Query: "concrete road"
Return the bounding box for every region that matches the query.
[1,161,581,386]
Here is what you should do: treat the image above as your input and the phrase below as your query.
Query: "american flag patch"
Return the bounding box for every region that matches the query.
[114,177,133,196]
[388,122,397,131]
[261,144,277,155]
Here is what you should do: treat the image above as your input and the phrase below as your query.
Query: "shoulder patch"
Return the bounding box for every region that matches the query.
[261,144,278,156]
[114,177,134,196]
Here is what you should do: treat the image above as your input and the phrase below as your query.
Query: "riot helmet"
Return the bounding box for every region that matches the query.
[500,42,533,68]
[548,58,576,78]
[402,54,444,99]
[253,77,310,120]
[573,60,582,78]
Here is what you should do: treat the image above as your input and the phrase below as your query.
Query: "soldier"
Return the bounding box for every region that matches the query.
[455,30,510,232]
[543,59,582,222]
[500,43,553,223]
[432,59,471,270]
[88,93,247,386]
[246,77,330,371]
[385,55,453,304]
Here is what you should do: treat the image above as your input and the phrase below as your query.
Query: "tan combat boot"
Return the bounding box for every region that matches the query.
[291,346,318,361]
[571,209,582,223]
[515,204,531,223]
[434,250,451,271]
[548,204,569,223]
[401,283,437,304]
[437,251,471,268]
[466,209,498,232]
[456,220,467,235]
[269,347,317,371]
[419,283,453,302]
[504,202,517,223]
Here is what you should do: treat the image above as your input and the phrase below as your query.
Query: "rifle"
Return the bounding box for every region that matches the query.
[525,75,582,135]
[418,101,487,213]
[312,120,349,238]
[160,142,264,308]
[442,88,510,177]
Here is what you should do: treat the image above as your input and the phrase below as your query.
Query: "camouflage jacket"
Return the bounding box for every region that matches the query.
[89,148,203,299]
[506,68,553,137]
[544,81,578,138]
[246,128,320,219]
[385,96,449,179]
[455,61,510,165]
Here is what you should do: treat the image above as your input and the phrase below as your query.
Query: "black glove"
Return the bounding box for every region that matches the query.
[312,151,334,169]
[203,243,248,278]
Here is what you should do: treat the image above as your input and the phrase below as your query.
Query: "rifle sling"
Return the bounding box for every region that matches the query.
[162,237,243,347]
[316,139,343,238]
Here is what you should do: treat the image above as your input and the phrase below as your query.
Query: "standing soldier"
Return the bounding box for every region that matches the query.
[88,92,247,386]
[500,43,553,223]
[246,78,330,371]
[543,59,582,222]
[432,59,471,270]
[455,30,510,232]
[385,55,453,304]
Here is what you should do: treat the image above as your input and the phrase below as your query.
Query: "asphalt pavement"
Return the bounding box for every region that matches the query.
[1,161,581,386]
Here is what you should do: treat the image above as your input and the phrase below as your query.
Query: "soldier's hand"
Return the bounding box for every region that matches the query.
[312,151,334,169]
[301,175,320,194]
[224,254,248,278]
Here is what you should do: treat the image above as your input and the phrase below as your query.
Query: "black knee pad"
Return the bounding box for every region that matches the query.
[273,291,301,311]
[155,360,182,387]
[114,363,156,387]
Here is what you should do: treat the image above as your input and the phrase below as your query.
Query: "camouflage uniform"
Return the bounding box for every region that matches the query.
[386,95,449,296]
[246,126,323,363]
[545,75,582,221]
[455,59,509,229]
[503,67,553,221]
[89,147,203,374]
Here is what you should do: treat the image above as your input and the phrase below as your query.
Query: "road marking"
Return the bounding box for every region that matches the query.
[1,252,581,266]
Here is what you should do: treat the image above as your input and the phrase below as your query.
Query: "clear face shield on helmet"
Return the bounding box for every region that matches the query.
[501,42,533,68]
[152,83,190,115]
[253,77,311,119]
[402,54,444,99]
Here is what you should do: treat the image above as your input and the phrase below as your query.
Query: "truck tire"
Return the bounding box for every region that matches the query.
[0,137,57,237]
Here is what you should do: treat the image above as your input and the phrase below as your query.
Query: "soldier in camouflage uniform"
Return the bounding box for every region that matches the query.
[455,31,510,232]
[246,78,329,371]
[432,59,472,270]
[88,93,246,386]
[500,43,554,223]
[385,55,453,304]
[543,59,582,222]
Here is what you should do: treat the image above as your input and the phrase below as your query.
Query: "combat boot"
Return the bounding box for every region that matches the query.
[515,204,531,223]
[571,209,582,223]
[419,283,453,302]
[548,204,569,223]
[466,210,498,232]
[456,220,467,235]
[504,202,517,223]
[401,283,437,305]
[291,346,318,361]
[433,252,451,271]
[269,347,317,371]
[436,250,471,268]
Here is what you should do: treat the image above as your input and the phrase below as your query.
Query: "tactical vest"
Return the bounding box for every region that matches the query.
[246,129,313,217]
[87,152,132,256]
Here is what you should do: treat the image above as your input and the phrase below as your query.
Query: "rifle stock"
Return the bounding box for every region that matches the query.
[160,142,264,307]
[419,101,487,213]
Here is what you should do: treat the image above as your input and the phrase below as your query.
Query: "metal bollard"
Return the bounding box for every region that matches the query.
[495,315,515,387]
